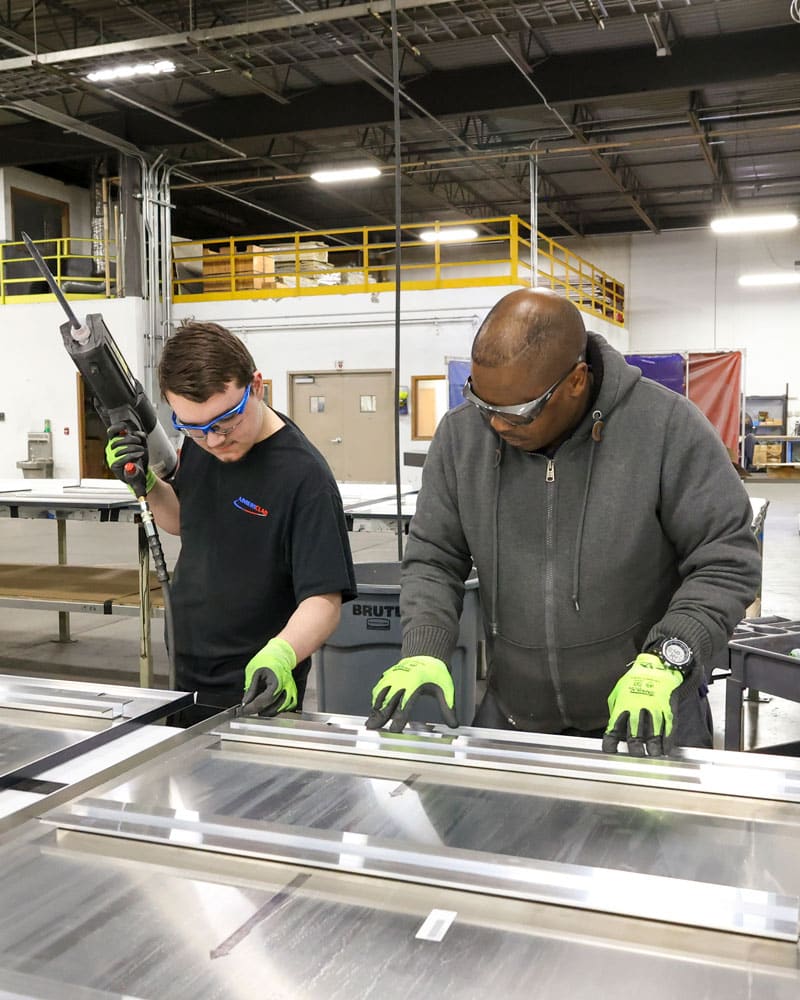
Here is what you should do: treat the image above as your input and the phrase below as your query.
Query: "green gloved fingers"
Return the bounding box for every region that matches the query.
[241,637,298,716]
[602,652,684,758]
[365,655,458,733]
[105,427,156,495]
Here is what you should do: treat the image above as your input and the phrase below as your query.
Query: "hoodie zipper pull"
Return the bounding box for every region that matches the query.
[546,459,555,483]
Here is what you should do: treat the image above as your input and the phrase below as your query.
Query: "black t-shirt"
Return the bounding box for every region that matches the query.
[170,414,356,697]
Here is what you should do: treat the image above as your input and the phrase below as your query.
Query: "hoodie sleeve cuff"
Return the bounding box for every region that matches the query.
[401,625,456,666]
[644,612,713,667]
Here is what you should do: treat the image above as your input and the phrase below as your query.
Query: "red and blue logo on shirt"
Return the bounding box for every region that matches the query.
[234,496,269,517]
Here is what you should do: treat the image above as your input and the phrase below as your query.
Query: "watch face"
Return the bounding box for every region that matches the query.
[661,638,692,670]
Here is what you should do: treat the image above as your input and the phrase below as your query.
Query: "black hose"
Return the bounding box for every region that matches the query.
[136,496,177,689]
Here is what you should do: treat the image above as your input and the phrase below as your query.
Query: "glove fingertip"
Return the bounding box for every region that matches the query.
[645,737,664,757]
[627,739,646,758]
[601,733,619,754]
[432,686,458,728]
[389,711,410,733]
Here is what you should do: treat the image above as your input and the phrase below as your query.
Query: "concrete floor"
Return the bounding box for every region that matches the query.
[1,478,799,752]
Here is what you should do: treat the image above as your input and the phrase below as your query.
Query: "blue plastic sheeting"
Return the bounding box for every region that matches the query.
[625,353,686,395]
[448,358,471,409]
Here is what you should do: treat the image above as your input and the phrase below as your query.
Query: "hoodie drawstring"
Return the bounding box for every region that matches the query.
[571,410,604,612]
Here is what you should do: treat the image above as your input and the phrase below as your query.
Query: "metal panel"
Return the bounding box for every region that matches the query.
[0,675,192,796]
[2,715,800,994]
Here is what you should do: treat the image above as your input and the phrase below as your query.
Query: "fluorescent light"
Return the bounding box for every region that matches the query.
[419,227,478,243]
[86,59,176,83]
[711,213,798,234]
[310,166,381,183]
[644,13,671,57]
[738,272,800,287]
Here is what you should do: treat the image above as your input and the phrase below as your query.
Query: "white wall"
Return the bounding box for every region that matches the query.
[565,228,800,410]
[0,166,91,242]
[0,278,624,482]
[0,297,147,477]
[172,287,626,487]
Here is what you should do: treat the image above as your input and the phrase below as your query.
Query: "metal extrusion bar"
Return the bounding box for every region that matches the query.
[219,716,800,802]
[44,798,800,942]
[0,687,128,718]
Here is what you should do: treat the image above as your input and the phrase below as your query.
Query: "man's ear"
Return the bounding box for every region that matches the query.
[252,371,265,399]
[567,362,589,397]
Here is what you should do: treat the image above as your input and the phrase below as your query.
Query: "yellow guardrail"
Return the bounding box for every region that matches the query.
[172,216,625,326]
[0,218,625,326]
[0,236,117,303]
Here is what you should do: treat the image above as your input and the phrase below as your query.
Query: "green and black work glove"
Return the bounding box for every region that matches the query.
[366,655,458,733]
[241,637,298,716]
[105,424,156,495]
[602,653,683,758]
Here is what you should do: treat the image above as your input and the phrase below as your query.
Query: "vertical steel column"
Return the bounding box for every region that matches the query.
[529,140,539,287]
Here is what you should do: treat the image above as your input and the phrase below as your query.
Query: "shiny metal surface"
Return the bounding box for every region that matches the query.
[0,821,798,1000]
[2,713,800,995]
[0,718,96,778]
[65,735,800,900]
[0,675,192,809]
[220,712,800,802]
[0,683,128,718]
[6,713,791,940]
[45,797,800,940]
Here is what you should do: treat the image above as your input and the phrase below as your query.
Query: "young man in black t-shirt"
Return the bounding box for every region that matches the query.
[106,321,356,722]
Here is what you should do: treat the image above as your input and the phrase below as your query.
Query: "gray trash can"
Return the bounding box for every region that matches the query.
[316,562,481,725]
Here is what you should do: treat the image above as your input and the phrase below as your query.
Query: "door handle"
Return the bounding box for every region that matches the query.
[330,436,343,444]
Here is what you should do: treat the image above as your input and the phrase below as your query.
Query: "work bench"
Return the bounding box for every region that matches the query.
[0,479,163,686]
[339,481,418,532]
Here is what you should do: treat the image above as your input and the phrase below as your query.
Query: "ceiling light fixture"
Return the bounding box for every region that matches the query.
[419,227,478,243]
[738,272,800,288]
[86,59,176,83]
[644,13,671,57]
[711,213,799,234]
[310,166,381,183]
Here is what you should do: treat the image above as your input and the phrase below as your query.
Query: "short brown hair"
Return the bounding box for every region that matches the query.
[158,321,256,401]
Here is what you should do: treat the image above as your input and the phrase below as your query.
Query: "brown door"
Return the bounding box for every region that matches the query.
[290,371,394,482]
[77,373,114,479]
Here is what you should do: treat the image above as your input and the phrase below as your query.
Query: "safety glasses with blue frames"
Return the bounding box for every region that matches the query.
[462,355,585,427]
[171,383,252,439]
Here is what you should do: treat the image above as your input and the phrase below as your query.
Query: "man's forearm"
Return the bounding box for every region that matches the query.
[145,477,181,535]
[277,593,342,663]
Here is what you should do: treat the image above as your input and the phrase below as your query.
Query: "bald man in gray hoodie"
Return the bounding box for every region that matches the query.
[367,289,760,756]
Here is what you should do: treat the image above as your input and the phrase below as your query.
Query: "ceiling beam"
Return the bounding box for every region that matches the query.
[0,0,462,72]
[687,93,732,211]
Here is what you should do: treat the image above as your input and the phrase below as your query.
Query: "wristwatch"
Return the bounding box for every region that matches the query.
[655,637,694,676]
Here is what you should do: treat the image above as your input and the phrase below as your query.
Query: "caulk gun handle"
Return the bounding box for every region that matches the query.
[123,460,148,500]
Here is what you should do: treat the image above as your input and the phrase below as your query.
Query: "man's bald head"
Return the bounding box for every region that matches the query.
[472,289,587,370]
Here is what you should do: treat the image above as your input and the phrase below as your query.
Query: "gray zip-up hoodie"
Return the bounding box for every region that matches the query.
[400,333,761,732]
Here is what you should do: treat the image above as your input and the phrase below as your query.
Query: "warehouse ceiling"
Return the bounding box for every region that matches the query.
[1,0,799,240]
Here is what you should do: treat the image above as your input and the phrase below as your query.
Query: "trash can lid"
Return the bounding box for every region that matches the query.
[354,561,478,593]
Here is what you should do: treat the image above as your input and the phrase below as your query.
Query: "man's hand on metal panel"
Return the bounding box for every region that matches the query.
[602,653,683,757]
[105,424,156,495]
[366,655,458,733]
[241,637,298,716]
